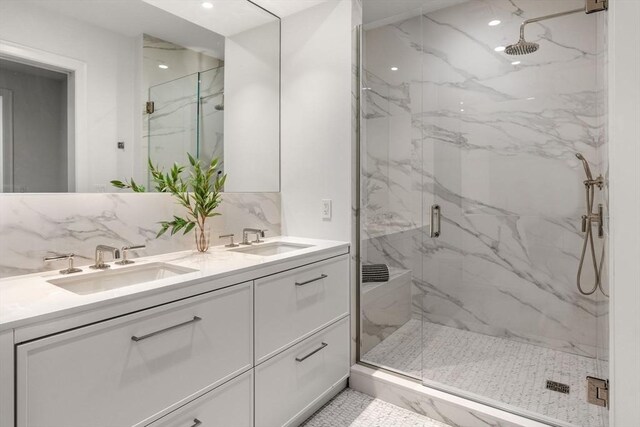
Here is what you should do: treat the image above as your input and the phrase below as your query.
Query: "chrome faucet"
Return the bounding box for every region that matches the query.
[90,245,121,269]
[44,253,82,275]
[115,244,146,265]
[241,228,266,245]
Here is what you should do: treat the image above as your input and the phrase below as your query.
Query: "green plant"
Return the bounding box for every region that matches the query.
[111,154,226,251]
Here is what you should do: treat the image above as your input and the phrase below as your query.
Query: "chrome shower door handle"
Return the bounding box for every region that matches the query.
[430,204,441,238]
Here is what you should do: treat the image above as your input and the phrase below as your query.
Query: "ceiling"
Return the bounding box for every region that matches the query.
[362,0,469,26]
[142,0,278,37]
[11,0,281,59]
[250,0,330,18]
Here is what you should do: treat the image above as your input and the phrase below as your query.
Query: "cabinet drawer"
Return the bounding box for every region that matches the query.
[255,255,349,363]
[17,282,253,427]
[255,317,350,427]
[148,370,253,427]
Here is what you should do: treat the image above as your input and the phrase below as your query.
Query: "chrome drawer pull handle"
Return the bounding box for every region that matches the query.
[131,316,202,342]
[295,342,328,362]
[295,274,328,287]
[190,419,202,427]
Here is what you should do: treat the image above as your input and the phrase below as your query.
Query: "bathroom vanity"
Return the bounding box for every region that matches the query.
[0,237,350,427]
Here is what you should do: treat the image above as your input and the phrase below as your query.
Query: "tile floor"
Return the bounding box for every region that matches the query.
[362,319,607,427]
[302,388,450,427]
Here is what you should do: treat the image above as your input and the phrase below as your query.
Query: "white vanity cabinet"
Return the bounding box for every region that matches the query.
[146,370,254,427]
[255,255,349,363]
[16,282,253,427]
[6,243,350,427]
[255,316,350,427]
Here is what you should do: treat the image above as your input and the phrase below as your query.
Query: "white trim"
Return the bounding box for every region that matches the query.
[0,89,15,193]
[0,39,87,192]
[0,89,14,192]
[608,1,640,425]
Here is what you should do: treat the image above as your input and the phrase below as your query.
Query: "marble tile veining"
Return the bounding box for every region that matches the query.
[0,192,280,278]
[360,0,608,386]
[362,319,606,427]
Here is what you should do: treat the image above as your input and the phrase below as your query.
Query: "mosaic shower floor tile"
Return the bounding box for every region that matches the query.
[362,319,607,427]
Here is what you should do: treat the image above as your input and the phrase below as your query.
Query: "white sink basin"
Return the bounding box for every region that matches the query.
[47,262,198,295]
[229,242,313,256]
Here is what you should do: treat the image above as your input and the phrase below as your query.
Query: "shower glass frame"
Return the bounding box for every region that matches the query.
[147,66,224,188]
[356,2,609,427]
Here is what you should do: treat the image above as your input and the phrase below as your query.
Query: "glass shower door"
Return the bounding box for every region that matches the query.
[358,20,427,376]
[418,2,608,427]
[198,67,224,170]
[148,73,199,185]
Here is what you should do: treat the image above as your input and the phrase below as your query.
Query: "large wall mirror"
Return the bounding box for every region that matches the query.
[0,0,280,193]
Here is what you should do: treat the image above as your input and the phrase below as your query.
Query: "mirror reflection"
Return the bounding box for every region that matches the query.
[0,0,280,193]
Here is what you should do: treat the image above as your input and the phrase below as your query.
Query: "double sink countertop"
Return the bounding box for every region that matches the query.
[0,236,349,333]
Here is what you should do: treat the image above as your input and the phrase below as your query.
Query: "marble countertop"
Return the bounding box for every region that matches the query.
[0,236,349,333]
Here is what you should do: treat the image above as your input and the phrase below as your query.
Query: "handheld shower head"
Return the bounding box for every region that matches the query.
[575,153,594,181]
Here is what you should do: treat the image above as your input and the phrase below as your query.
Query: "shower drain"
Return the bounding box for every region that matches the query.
[546,380,570,394]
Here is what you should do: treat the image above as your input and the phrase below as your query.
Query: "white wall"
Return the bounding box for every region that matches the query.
[280,0,353,242]
[0,1,137,192]
[224,20,280,192]
[609,0,640,425]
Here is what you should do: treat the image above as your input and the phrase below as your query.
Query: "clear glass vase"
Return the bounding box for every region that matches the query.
[194,225,210,253]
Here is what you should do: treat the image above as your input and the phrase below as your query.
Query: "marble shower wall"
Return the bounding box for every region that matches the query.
[361,0,607,358]
[0,192,280,278]
[142,35,224,185]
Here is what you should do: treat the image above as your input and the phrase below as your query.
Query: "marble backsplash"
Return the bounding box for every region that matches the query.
[0,192,280,278]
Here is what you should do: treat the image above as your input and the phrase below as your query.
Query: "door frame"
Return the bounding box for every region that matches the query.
[607,1,640,425]
[0,88,13,191]
[0,39,87,192]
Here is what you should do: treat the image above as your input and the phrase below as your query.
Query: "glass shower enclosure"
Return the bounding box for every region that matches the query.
[147,66,224,186]
[358,1,609,426]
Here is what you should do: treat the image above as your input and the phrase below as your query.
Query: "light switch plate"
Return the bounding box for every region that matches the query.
[322,199,332,220]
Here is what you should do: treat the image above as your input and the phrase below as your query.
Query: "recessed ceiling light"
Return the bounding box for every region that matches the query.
[511,61,521,65]
[202,2,213,9]
[488,20,501,26]
[390,66,398,71]
[158,64,168,69]
[527,97,535,100]
[460,109,465,112]
[494,46,506,52]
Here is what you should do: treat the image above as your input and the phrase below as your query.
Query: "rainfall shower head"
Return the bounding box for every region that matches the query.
[575,153,594,181]
[505,39,539,55]
[505,7,584,56]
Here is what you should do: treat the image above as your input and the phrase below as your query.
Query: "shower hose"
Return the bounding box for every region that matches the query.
[576,181,607,297]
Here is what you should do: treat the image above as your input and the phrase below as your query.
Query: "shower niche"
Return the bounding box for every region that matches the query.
[358,1,609,426]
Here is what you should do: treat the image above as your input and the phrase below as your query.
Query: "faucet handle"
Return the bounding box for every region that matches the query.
[219,233,239,248]
[115,244,146,265]
[254,229,267,244]
[44,253,82,275]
